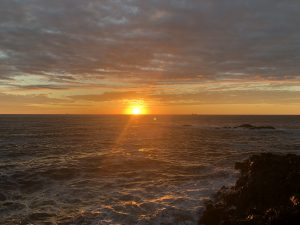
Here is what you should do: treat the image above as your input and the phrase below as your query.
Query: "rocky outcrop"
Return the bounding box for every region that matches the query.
[199,153,300,225]
[235,124,276,130]
[223,124,276,130]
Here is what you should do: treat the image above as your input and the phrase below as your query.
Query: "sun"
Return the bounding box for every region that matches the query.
[125,100,148,115]
[132,107,142,115]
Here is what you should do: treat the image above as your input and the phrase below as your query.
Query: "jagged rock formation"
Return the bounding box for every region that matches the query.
[199,153,300,225]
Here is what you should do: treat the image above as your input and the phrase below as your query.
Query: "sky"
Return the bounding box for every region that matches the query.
[0,0,299,114]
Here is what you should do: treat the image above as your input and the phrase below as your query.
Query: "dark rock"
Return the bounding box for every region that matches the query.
[237,124,256,129]
[290,195,300,206]
[199,153,300,225]
[234,124,276,130]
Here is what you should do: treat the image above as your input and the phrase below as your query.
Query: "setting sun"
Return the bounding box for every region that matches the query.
[132,107,142,115]
[125,100,148,115]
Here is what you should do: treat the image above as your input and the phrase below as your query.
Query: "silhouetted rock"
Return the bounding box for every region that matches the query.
[199,153,300,225]
[234,124,276,130]
[237,123,255,129]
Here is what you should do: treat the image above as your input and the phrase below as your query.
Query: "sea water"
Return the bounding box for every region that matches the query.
[0,115,299,224]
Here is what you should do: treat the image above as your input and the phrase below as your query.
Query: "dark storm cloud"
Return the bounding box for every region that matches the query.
[0,0,300,84]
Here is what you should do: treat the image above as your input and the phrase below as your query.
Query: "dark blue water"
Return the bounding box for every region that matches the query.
[0,115,299,224]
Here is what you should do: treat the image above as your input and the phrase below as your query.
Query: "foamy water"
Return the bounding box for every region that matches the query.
[0,115,299,224]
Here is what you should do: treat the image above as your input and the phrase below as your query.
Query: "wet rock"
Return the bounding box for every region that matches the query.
[290,195,300,206]
[237,123,255,129]
[235,124,276,130]
[199,153,300,225]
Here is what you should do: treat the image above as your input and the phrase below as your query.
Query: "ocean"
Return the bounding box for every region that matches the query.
[0,115,299,225]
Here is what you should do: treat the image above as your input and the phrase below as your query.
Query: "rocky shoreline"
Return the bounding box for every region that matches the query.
[199,153,300,225]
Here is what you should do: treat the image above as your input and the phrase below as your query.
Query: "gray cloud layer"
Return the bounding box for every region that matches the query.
[1,0,300,85]
[71,89,300,105]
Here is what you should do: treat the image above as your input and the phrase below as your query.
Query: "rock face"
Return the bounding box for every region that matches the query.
[199,153,300,225]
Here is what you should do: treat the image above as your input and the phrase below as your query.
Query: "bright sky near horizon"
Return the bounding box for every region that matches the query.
[0,0,299,114]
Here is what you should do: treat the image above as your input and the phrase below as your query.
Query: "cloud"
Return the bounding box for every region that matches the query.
[0,0,299,83]
[70,89,300,105]
[0,92,70,105]
[0,0,299,112]
[12,84,70,90]
[71,91,141,102]
[151,90,300,105]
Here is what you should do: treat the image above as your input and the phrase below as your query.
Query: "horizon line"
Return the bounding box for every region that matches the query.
[0,113,299,116]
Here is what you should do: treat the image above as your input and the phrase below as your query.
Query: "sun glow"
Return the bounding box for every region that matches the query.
[132,107,142,115]
[125,100,148,115]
